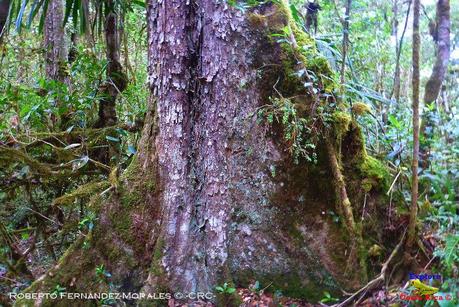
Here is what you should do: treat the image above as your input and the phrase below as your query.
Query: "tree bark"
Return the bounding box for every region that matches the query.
[423,0,450,104]
[95,0,127,128]
[20,1,390,304]
[406,0,420,251]
[44,0,67,83]
[420,0,450,168]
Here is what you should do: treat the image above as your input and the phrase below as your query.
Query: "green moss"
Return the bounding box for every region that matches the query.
[17,236,100,306]
[359,155,390,191]
[53,180,110,206]
[122,155,140,182]
[120,188,142,207]
[249,0,338,99]
[0,146,52,175]
[111,208,132,237]
[352,102,371,116]
[332,111,352,138]
[275,0,336,91]
[150,238,165,277]
[121,155,156,195]
[247,12,267,27]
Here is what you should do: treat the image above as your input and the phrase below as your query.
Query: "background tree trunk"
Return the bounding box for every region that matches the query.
[406,0,420,251]
[391,0,411,104]
[44,0,67,83]
[423,0,450,104]
[420,0,450,168]
[95,0,127,128]
[340,0,352,91]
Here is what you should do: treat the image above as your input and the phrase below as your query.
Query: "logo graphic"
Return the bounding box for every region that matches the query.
[399,273,454,302]
[410,279,438,296]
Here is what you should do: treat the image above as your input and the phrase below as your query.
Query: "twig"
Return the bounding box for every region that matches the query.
[387,170,402,195]
[423,255,436,271]
[24,208,62,226]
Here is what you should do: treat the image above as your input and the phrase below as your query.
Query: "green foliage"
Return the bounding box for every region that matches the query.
[7,0,146,34]
[0,2,147,298]
[319,291,339,304]
[78,212,97,231]
[434,234,459,273]
[257,97,317,164]
[215,282,236,295]
[51,284,66,295]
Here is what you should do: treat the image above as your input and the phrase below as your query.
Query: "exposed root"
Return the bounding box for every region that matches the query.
[325,139,356,233]
[335,230,406,307]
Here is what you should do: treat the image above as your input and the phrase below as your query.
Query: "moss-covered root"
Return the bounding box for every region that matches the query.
[325,139,368,282]
[325,139,356,233]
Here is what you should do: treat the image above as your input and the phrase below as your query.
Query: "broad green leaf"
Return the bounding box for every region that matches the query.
[289,4,302,25]
[226,288,236,294]
[131,0,145,8]
[26,0,43,29]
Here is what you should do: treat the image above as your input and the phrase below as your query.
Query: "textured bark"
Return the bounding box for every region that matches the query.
[20,1,389,304]
[420,0,450,169]
[406,0,420,251]
[44,0,67,83]
[142,0,369,296]
[423,0,450,104]
[95,0,127,128]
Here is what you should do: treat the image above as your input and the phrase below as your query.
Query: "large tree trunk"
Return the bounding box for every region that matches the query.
[19,1,391,305]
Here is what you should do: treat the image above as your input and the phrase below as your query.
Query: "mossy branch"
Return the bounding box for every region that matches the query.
[0,146,53,175]
[53,180,110,206]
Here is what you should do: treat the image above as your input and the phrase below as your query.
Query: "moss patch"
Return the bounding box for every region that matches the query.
[332,111,352,138]
[359,155,390,192]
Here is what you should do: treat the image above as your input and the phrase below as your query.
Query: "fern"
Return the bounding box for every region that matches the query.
[434,233,459,273]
